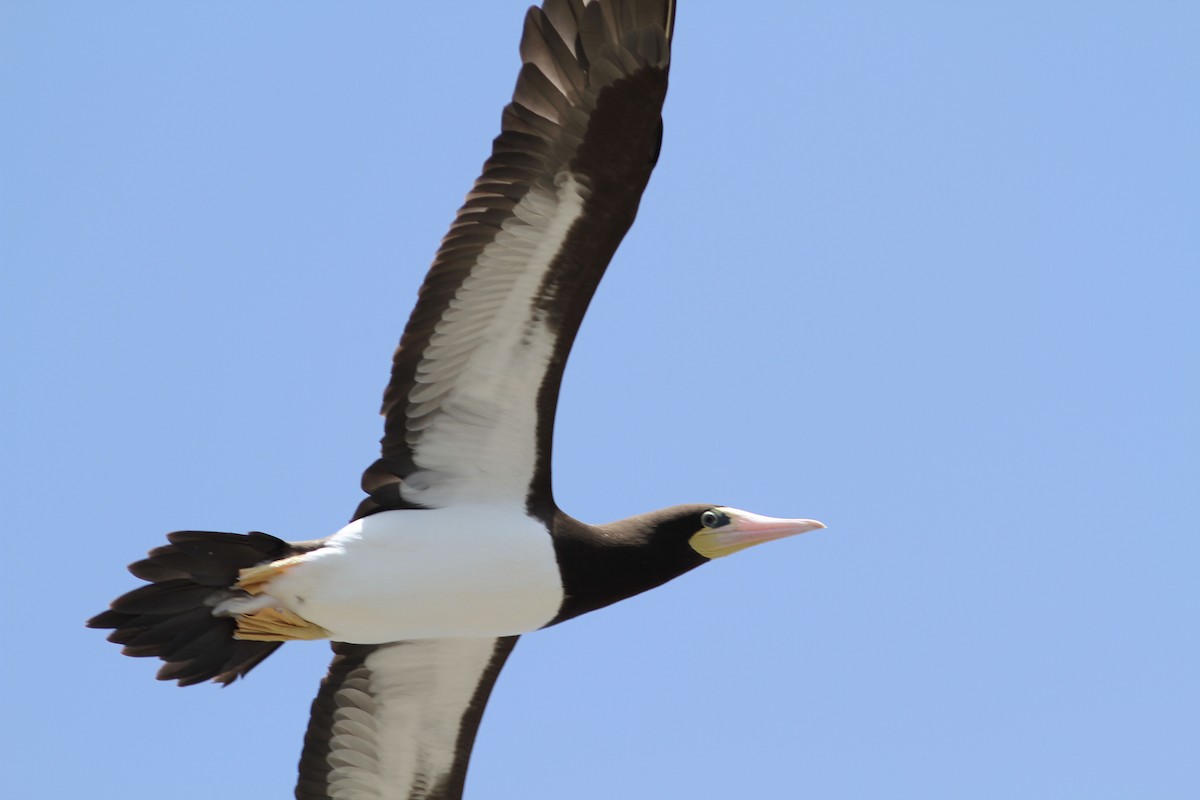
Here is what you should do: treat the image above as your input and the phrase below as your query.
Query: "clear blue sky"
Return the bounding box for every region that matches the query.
[3,2,1197,798]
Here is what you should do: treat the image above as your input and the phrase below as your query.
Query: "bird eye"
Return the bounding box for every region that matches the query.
[701,510,725,528]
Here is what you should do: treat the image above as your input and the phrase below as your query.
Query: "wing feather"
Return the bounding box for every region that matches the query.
[297,638,519,800]
[355,0,674,519]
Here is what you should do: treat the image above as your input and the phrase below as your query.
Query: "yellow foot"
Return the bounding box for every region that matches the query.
[234,607,329,642]
[235,555,308,595]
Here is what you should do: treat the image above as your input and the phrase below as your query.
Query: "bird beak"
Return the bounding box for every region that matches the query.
[689,509,825,559]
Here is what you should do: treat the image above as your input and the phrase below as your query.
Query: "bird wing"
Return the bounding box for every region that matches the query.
[296,637,519,800]
[355,0,675,518]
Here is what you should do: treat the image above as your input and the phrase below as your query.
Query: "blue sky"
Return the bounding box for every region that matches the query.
[3,2,1197,798]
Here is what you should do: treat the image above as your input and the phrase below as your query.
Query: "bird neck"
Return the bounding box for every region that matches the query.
[544,508,705,626]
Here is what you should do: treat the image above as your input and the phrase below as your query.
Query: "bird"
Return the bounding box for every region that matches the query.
[89,1,825,798]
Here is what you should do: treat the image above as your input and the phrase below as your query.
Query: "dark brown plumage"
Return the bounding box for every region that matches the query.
[357,0,672,521]
[89,531,301,685]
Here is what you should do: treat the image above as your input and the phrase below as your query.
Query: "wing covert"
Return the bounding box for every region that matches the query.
[297,637,519,800]
[356,0,674,519]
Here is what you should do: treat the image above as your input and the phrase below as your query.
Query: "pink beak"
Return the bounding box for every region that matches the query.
[690,508,826,559]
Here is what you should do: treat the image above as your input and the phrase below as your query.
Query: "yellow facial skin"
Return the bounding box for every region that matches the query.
[688,507,826,559]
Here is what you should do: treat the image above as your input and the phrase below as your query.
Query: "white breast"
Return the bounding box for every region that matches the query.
[264,506,564,643]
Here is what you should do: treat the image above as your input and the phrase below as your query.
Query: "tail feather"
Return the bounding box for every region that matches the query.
[111,580,219,614]
[88,530,300,686]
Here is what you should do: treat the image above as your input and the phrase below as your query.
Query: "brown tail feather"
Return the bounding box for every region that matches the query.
[88,530,301,686]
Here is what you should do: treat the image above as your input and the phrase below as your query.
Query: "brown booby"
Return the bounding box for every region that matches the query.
[89,2,825,798]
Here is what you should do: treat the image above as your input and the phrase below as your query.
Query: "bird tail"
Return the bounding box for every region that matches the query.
[88,530,298,686]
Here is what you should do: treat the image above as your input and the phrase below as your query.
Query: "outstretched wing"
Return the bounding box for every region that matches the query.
[355,0,675,519]
[296,637,518,800]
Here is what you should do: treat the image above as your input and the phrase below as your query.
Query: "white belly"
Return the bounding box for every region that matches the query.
[263,506,564,643]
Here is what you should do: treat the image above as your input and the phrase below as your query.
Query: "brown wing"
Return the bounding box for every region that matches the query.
[355,0,675,520]
[296,637,519,800]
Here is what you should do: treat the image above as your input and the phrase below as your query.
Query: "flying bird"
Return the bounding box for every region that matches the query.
[89,1,825,798]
